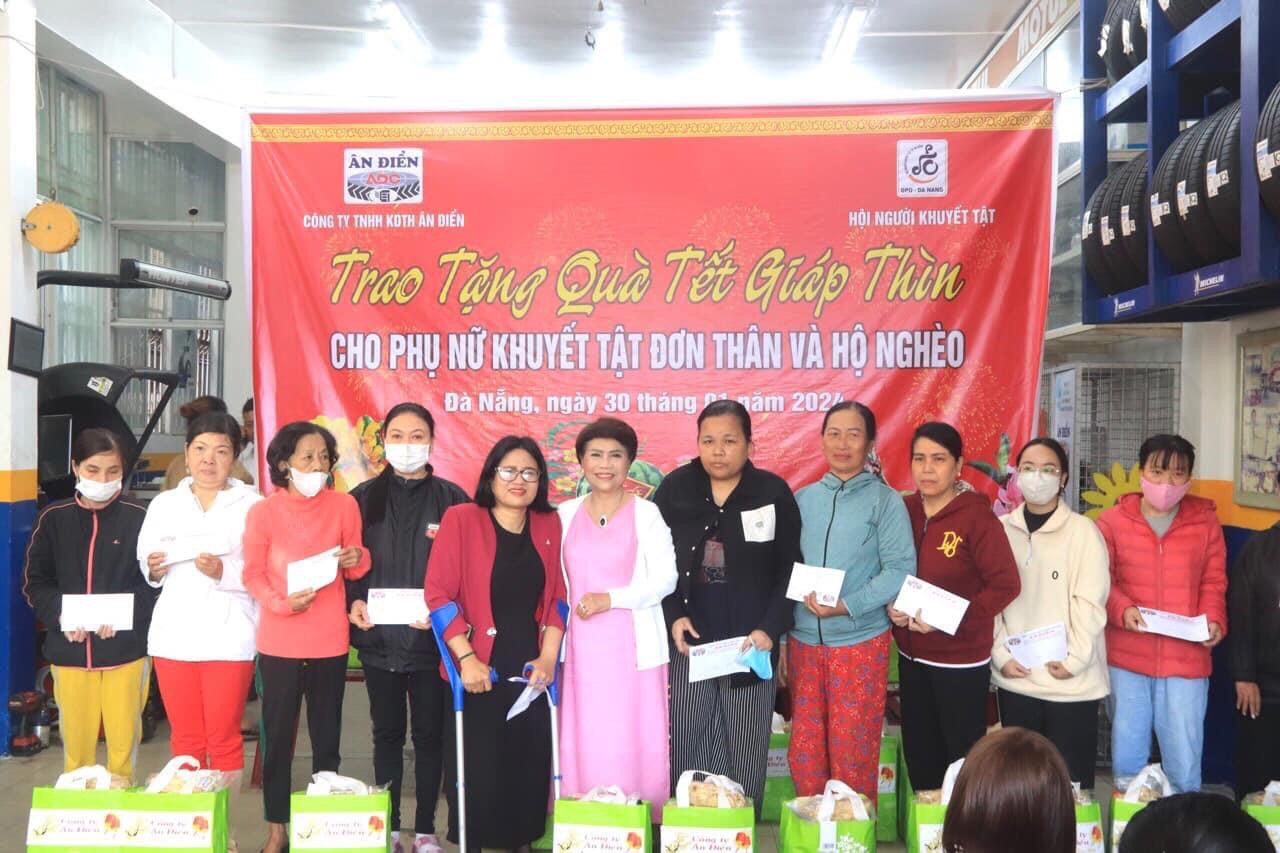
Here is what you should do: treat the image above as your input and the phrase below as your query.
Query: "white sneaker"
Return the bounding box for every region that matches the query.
[413,834,444,853]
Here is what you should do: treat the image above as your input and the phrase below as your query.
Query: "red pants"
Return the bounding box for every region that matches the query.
[787,632,890,798]
[153,658,255,771]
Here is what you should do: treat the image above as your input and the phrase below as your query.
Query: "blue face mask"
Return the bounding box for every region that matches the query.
[735,644,773,680]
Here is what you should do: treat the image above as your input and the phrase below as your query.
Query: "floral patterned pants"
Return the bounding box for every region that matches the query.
[786,631,890,798]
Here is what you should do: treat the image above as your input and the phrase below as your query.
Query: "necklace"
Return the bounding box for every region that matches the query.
[586,492,626,528]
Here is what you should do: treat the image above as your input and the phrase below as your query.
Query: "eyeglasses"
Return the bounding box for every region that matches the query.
[496,466,541,483]
[1018,464,1062,477]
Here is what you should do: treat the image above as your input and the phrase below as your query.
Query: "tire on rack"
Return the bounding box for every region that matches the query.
[1157,0,1203,31]
[1084,170,1123,296]
[1176,106,1235,264]
[1256,80,1280,220]
[1101,158,1145,290]
[1204,101,1242,255]
[1116,151,1150,282]
[1151,123,1208,272]
[1103,0,1133,82]
[1121,0,1148,71]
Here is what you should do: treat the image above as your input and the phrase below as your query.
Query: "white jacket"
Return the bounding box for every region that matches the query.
[992,502,1111,702]
[557,495,678,670]
[138,478,262,662]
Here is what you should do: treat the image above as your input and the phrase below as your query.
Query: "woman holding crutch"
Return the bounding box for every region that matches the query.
[425,435,566,853]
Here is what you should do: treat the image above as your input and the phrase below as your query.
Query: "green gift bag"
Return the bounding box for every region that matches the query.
[876,736,899,842]
[904,796,945,853]
[553,791,652,853]
[116,788,229,851]
[1107,799,1147,853]
[289,791,391,852]
[27,787,129,852]
[1243,800,1280,850]
[762,731,797,823]
[1075,801,1104,853]
[660,771,755,853]
[895,748,913,843]
[777,782,877,853]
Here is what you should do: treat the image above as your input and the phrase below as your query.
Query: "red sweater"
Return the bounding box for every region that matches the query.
[894,490,1021,665]
[1098,493,1228,679]
[424,503,566,676]
[243,489,370,659]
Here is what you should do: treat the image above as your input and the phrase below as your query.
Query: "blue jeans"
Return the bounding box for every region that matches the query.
[1108,666,1209,793]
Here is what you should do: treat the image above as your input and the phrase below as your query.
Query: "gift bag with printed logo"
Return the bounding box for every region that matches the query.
[762,727,796,823]
[876,735,899,842]
[290,791,391,851]
[660,771,755,853]
[118,788,229,851]
[27,787,129,853]
[553,787,652,853]
[905,758,963,853]
[1075,798,1104,853]
[778,781,876,853]
[1242,782,1280,851]
[1107,764,1171,853]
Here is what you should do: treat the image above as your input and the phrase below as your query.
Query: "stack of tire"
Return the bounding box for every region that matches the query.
[1148,102,1240,273]
[1100,0,1148,82]
[1157,0,1221,32]
[1256,80,1280,221]
[1083,153,1150,295]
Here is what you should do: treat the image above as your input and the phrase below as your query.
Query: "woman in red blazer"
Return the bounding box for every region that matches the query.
[425,435,565,852]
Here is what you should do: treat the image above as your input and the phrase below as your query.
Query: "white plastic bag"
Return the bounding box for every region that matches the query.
[54,765,113,790]
[818,779,870,822]
[941,758,965,805]
[675,770,747,808]
[305,771,371,796]
[1122,764,1174,802]
[579,785,640,805]
[1262,780,1280,806]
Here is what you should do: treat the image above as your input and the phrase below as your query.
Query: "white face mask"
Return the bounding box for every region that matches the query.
[289,467,328,498]
[1016,470,1062,506]
[76,477,122,503]
[384,443,430,474]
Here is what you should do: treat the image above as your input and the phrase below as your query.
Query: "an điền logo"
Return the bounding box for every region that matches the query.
[344,148,423,204]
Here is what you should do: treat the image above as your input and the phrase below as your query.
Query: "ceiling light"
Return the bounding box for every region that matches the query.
[822,3,871,64]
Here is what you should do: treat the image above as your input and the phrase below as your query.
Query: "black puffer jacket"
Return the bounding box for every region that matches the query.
[1229,524,1280,703]
[346,467,469,672]
[22,496,156,668]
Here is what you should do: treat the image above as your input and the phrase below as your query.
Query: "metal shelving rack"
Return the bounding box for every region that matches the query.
[1080,0,1280,323]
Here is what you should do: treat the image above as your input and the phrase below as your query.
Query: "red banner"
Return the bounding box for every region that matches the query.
[249,98,1054,500]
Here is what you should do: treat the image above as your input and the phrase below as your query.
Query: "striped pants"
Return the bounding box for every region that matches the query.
[669,649,776,817]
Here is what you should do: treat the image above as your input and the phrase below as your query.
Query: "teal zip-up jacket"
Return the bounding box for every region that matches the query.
[791,471,917,647]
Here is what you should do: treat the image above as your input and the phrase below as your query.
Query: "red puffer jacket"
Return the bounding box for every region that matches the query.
[1098,493,1228,679]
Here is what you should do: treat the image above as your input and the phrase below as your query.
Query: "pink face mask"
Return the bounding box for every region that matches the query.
[1141,477,1191,513]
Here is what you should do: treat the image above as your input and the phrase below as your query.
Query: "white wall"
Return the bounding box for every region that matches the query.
[223,162,252,415]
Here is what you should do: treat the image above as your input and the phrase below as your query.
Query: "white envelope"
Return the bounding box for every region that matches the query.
[687,636,751,682]
[157,532,234,566]
[287,547,340,596]
[891,575,970,636]
[366,588,429,625]
[741,504,776,542]
[1005,622,1069,669]
[1138,607,1210,642]
[786,562,847,608]
[60,593,134,632]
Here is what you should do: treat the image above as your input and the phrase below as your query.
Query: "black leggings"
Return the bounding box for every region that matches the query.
[997,689,1099,788]
[363,663,447,833]
[258,653,347,824]
[899,655,990,790]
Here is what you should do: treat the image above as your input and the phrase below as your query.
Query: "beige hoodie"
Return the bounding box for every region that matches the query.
[992,502,1111,702]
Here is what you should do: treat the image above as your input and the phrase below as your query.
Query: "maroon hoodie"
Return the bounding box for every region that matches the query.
[894,490,1021,665]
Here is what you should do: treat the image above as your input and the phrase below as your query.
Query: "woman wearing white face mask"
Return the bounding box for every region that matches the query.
[243,421,371,853]
[22,428,156,781]
[991,438,1110,788]
[346,403,468,853]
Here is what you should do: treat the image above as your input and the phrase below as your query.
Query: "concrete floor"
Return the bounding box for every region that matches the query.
[3,681,910,852]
